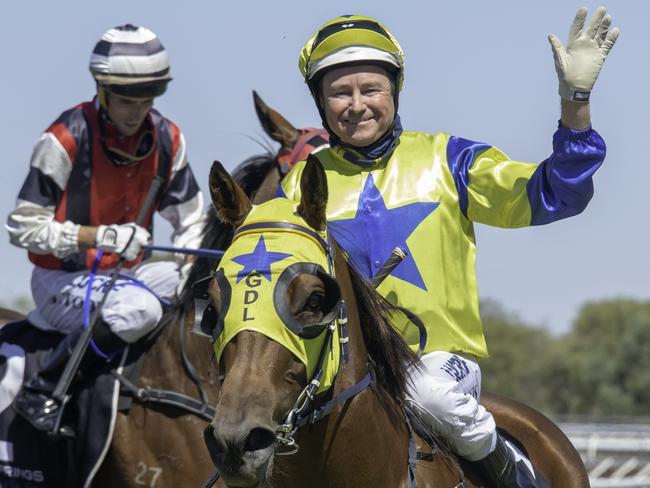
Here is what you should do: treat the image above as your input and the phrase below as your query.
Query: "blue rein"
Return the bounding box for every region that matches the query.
[143,244,224,259]
[83,243,221,358]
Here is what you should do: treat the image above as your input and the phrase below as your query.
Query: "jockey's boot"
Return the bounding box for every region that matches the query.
[471,434,547,488]
[13,321,126,438]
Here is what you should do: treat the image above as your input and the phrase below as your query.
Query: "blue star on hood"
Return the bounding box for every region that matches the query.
[231,235,292,283]
[328,175,439,290]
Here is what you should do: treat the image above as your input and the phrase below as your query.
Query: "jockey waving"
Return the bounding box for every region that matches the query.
[280,9,618,487]
[6,25,206,435]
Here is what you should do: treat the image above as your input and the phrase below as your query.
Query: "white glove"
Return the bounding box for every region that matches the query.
[96,223,151,261]
[548,6,619,102]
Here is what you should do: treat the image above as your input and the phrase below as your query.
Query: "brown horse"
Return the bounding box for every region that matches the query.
[203,158,463,487]
[0,91,317,488]
[202,156,590,487]
[0,281,222,488]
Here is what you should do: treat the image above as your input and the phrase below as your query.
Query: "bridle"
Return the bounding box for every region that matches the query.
[276,128,329,174]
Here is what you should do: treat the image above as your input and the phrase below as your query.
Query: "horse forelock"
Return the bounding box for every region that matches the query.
[232,153,277,196]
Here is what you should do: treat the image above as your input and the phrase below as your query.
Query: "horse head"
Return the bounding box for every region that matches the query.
[204,157,340,486]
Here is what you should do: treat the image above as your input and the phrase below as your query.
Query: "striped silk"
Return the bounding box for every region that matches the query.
[6,98,206,271]
[89,24,171,85]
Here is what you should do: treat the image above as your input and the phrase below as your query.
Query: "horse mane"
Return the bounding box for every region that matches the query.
[346,263,420,414]
[231,152,277,195]
[179,152,278,309]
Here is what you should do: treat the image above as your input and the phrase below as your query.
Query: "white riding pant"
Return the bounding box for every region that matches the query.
[406,351,497,461]
[27,261,180,343]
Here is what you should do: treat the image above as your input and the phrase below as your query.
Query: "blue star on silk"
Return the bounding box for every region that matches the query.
[231,235,292,283]
[328,175,439,290]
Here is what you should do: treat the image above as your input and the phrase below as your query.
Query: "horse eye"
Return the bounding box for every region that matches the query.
[305,292,325,312]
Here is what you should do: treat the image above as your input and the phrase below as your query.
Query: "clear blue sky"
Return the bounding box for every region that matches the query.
[1,1,646,334]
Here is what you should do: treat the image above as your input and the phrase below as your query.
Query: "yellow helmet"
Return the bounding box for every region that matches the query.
[299,15,405,91]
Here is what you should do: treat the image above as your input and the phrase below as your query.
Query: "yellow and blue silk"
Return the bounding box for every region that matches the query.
[298,14,405,89]
[213,198,341,394]
[280,128,605,357]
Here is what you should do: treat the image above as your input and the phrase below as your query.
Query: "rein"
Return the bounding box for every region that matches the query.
[80,254,217,422]
[265,232,426,488]
[110,309,216,422]
[143,244,224,259]
[274,308,358,455]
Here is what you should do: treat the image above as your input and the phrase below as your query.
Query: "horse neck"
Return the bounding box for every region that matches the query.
[331,246,370,389]
[280,247,411,487]
[329,245,408,424]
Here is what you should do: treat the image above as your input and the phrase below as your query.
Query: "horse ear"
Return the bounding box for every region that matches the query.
[253,90,299,150]
[297,154,328,231]
[209,161,252,227]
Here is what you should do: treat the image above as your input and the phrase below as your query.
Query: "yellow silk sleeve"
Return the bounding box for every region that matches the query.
[465,147,539,228]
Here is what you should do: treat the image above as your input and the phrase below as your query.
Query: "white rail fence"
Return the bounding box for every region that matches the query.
[561,423,650,488]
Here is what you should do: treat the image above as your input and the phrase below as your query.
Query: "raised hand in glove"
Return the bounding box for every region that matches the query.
[96,223,151,261]
[549,6,619,102]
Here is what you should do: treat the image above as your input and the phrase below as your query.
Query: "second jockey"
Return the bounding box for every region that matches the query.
[5,24,206,436]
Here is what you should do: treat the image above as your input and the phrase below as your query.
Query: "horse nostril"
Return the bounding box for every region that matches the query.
[244,427,276,452]
[204,424,226,466]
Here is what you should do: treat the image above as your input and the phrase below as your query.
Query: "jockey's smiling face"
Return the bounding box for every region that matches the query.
[320,65,395,148]
[106,93,154,136]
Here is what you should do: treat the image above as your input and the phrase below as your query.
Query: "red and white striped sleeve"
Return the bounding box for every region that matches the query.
[6,116,81,257]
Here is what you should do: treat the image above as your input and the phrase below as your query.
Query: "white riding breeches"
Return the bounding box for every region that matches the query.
[406,351,497,461]
[28,261,180,343]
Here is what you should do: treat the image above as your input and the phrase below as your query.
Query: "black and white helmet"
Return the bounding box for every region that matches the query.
[89,24,172,99]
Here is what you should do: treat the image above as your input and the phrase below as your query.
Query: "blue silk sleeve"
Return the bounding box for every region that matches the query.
[526,123,606,225]
[446,124,605,228]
